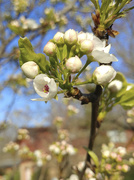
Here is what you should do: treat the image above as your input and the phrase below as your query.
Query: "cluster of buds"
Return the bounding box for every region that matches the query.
[53,116,64,129]
[17,128,30,141]
[3,141,19,154]
[20,16,39,30]
[43,8,68,29]
[33,150,51,167]
[19,28,118,102]
[12,0,29,13]
[18,146,33,160]
[127,107,134,123]
[43,29,117,85]
[101,143,130,174]
[58,129,69,141]
[10,16,39,31]
[67,105,79,116]
[49,140,76,159]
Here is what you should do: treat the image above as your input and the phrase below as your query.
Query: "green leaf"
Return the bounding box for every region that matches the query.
[87,150,99,167]
[117,86,134,109]
[62,44,67,60]
[101,0,111,13]
[90,0,98,9]
[57,47,62,61]
[18,37,50,74]
[8,24,25,36]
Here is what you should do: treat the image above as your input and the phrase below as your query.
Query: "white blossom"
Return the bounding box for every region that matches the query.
[32,74,58,101]
[93,65,116,86]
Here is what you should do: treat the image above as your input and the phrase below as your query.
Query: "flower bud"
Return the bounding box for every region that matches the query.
[65,56,82,73]
[64,29,77,45]
[80,39,94,54]
[108,80,123,93]
[53,32,64,44]
[43,42,57,56]
[21,61,39,79]
[93,65,116,86]
[122,164,130,172]
[77,32,86,44]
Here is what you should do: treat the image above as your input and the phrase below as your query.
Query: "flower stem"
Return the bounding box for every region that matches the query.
[73,59,91,82]
[73,79,93,86]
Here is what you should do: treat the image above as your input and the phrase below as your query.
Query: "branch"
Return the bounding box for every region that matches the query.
[65,87,101,105]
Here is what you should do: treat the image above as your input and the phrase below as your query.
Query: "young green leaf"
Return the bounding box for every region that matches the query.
[88,150,99,167]
[18,37,50,74]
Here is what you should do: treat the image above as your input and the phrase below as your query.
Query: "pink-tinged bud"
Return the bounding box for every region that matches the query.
[105,164,112,171]
[93,65,116,86]
[21,61,39,79]
[116,165,122,171]
[64,29,77,45]
[116,155,122,162]
[43,42,57,56]
[108,80,123,93]
[53,32,64,44]
[110,152,117,159]
[122,164,130,172]
[66,56,82,73]
[80,39,94,54]
[77,32,87,44]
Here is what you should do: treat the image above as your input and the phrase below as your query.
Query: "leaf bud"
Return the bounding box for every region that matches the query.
[92,65,116,86]
[43,42,57,56]
[66,56,82,73]
[64,29,77,45]
[21,61,39,79]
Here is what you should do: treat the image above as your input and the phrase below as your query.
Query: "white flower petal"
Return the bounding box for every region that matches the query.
[104,44,111,53]
[31,98,48,101]
[32,74,58,101]
[93,36,106,51]
[91,50,118,63]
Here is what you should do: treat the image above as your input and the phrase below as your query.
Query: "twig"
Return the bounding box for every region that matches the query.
[79,85,102,180]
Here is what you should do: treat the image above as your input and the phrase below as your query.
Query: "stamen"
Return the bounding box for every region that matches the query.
[43,84,49,93]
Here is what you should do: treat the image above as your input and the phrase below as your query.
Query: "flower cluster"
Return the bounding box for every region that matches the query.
[49,140,76,158]
[20,29,118,102]
[12,0,29,13]
[18,146,33,160]
[33,150,51,167]
[67,105,79,116]
[10,16,39,31]
[3,141,19,154]
[17,128,30,141]
[101,143,130,174]
[53,116,64,129]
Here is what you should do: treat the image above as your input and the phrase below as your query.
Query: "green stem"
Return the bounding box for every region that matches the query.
[73,79,93,86]
[96,0,100,10]
[73,59,92,82]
